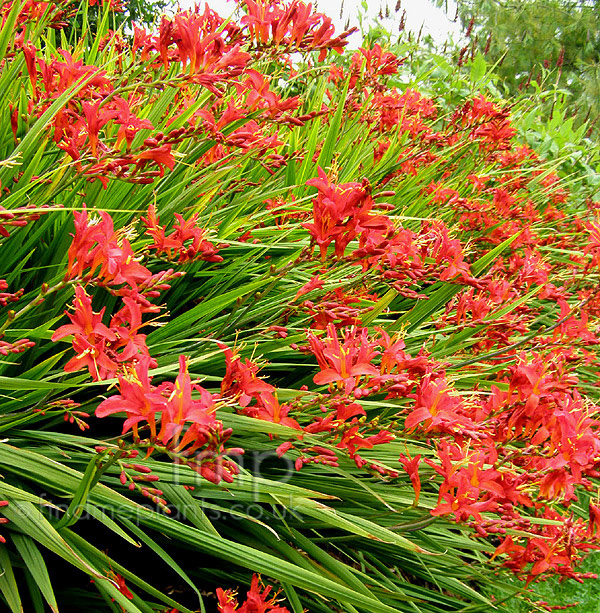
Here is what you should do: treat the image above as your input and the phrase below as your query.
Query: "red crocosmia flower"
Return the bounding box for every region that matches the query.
[95,355,165,438]
[111,573,134,600]
[303,167,389,260]
[238,70,300,117]
[66,206,110,280]
[491,535,523,563]
[113,96,154,149]
[81,99,116,157]
[418,220,472,283]
[336,424,394,459]
[142,204,223,264]
[243,391,300,429]
[584,219,600,267]
[141,204,179,255]
[242,0,278,45]
[217,574,290,613]
[404,376,475,435]
[108,296,154,364]
[217,344,300,428]
[468,94,506,121]
[354,43,402,80]
[52,286,118,381]
[88,0,125,11]
[98,355,239,484]
[219,343,275,406]
[535,512,598,582]
[334,400,365,421]
[170,10,223,74]
[158,355,218,449]
[308,324,379,394]
[588,503,600,539]
[100,237,151,287]
[22,43,38,94]
[398,453,422,506]
[132,24,157,61]
[293,274,324,301]
[472,118,516,150]
[216,587,239,613]
[132,145,176,176]
[215,43,251,73]
[85,225,150,290]
[426,442,505,523]
[53,50,111,93]
[376,327,408,374]
[66,208,153,288]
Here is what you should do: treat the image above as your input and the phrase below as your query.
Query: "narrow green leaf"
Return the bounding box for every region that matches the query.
[55,453,103,529]
[120,518,206,613]
[12,535,58,613]
[316,77,350,170]
[0,0,23,64]
[1,500,103,580]
[0,545,22,613]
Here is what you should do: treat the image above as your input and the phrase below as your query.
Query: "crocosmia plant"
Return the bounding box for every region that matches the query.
[0,0,599,611]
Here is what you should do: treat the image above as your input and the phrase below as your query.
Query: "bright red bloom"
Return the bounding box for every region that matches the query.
[81,100,116,157]
[111,573,134,600]
[243,391,300,429]
[132,145,175,176]
[220,343,275,407]
[142,204,223,264]
[398,453,422,505]
[337,425,394,457]
[96,354,239,484]
[158,355,218,449]
[584,219,600,267]
[66,207,152,288]
[308,324,379,394]
[303,167,391,260]
[66,207,111,280]
[589,503,600,539]
[217,574,290,613]
[404,376,478,436]
[427,442,503,523]
[114,96,153,149]
[95,355,164,437]
[52,286,118,380]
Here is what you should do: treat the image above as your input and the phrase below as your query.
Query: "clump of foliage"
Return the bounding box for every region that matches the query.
[1,1,600,612]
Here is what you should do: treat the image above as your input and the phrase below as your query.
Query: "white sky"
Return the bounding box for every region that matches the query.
[175,0,462,46]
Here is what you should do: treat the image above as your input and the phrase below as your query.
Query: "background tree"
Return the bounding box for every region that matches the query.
[66,0,168,41]
[437,0,600,132]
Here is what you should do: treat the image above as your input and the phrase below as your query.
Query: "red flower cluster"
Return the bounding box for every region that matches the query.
[142,204,223,264]
[217,574,289,613]
[220,343,300,429]
[303,168,392,260]
[96,356,242,484]
[241,0,355,59]
[51,203,236,482]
